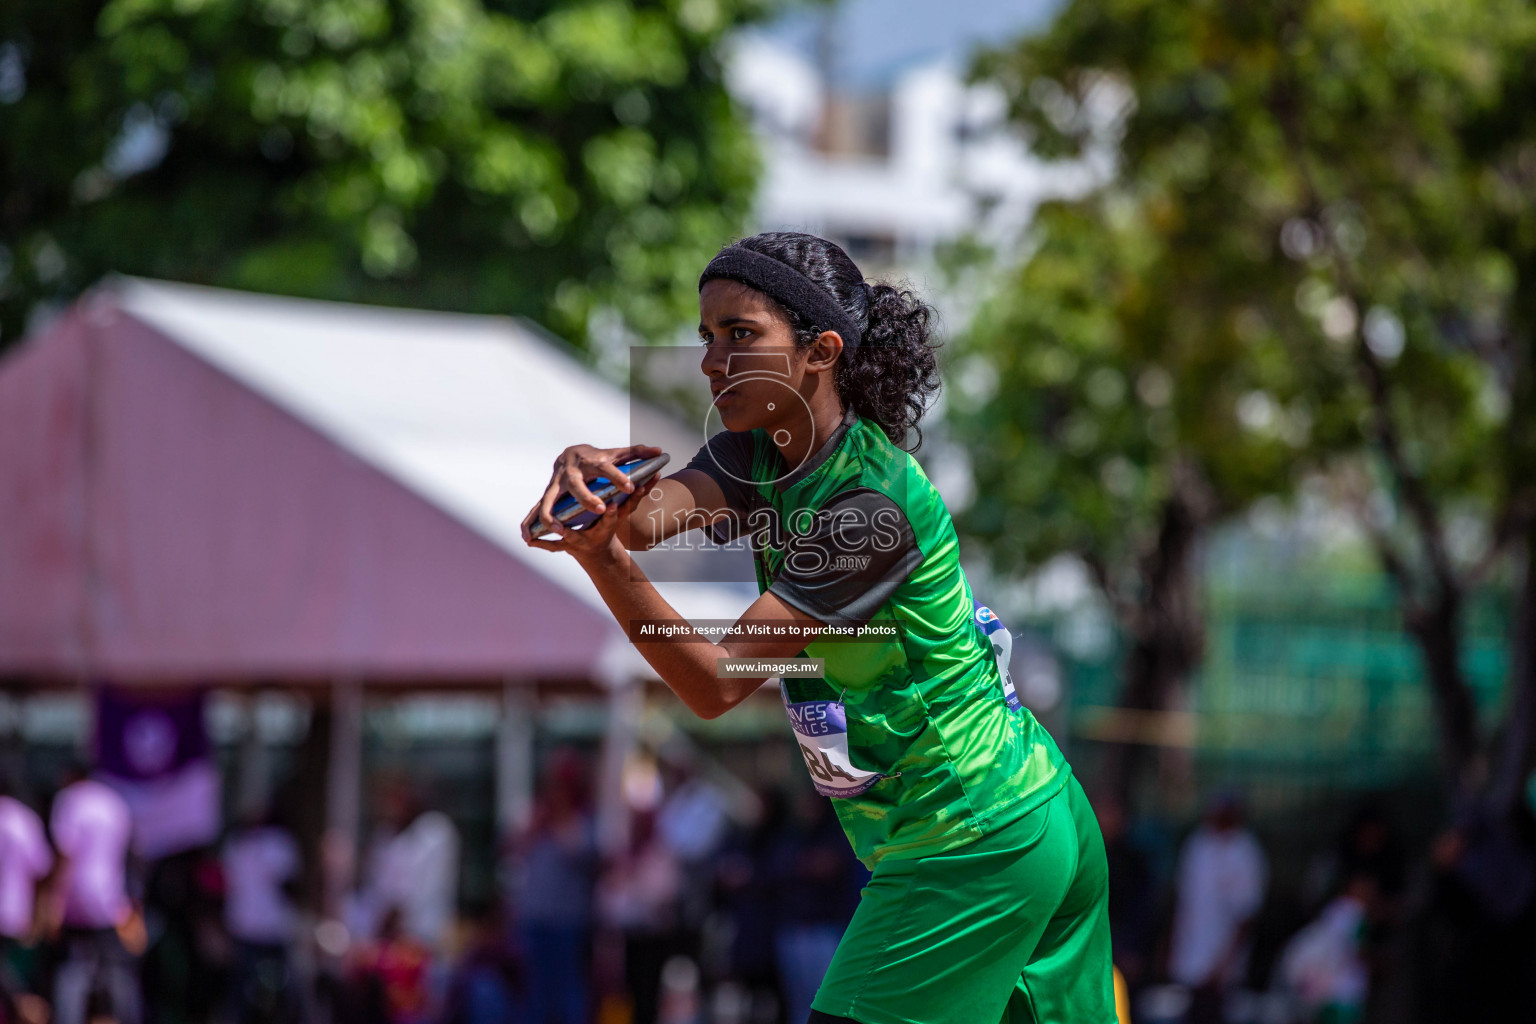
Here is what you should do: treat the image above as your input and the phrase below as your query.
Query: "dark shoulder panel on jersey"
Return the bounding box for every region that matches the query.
[684,429,759,543]
[768,488,925,627]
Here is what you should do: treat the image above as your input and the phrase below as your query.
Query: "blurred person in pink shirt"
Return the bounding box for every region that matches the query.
[48,764,141,1024]
[0,783,53,1020]
[0,787,53,938]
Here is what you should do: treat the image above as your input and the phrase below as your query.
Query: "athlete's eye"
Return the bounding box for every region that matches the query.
[699,325,753,344]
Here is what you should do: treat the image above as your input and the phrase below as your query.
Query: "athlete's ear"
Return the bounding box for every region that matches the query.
[804,330,845,376]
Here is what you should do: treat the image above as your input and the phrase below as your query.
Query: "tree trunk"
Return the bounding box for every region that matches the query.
[1490,534,1536,819]
[1406,587,1482,800]
[1106,478,1206,807]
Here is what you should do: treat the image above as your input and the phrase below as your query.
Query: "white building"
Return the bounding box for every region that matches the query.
[723,1,1096,306]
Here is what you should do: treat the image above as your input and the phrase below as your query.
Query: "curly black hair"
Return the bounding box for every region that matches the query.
[727,231,942,451]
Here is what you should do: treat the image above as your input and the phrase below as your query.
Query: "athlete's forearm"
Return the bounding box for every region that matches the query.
[575,541,759,719]
[615,472,734,553]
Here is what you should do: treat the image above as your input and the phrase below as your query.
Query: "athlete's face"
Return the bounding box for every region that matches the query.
[698,279,809,433]
[698,279,842,435]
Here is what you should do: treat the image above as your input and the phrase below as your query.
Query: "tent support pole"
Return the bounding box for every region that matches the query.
[496,680,535,838]
[234,690,270,819]
[596,679,642,856]
[323,676,363,917]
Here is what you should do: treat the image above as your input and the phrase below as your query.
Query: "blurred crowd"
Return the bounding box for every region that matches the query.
[1,746,1533,1024]
[0,747,866,1024]
[1103,785,1536,1024]
[498,749,866,1024]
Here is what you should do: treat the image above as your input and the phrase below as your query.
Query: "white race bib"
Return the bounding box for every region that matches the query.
[781,683,884,797]
[973,599,1022,712]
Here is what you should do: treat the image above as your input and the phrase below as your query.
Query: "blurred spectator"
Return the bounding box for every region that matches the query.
[713,788,787,1024]
[49,766,141,1024]
[343,908,432,1024]
[656,759,732,865]
[597,811,682,1024]
[769,790,862,1024]
[652,754,731,1018]
[0,785,52,1021]
[1314,800,1405,1018]
[657,757,731,925]
[439,901,524,1024]
[1275,874,1374,1024]
[1333,803,1406,907]
[1168,787,1267,1024]
[360,782,461,954]
[1411,798,1536,1022]
[507,748,597,1024]
[222,808,304,1024]
[1096,792,1157,994]
[139,846,226,1024]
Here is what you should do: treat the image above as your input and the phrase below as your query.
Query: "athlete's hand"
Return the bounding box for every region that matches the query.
[523,470,659,564]
[520,442,663,543]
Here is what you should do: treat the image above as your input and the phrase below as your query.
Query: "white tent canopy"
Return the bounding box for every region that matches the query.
[0,278,753,685]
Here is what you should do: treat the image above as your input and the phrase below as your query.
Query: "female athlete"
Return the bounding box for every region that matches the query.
[521,232,1115,1024]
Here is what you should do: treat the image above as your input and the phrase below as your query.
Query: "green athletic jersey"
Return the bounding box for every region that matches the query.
[686,407,1069,867]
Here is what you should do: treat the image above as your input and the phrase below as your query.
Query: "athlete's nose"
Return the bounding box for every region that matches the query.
[700,339,728,379]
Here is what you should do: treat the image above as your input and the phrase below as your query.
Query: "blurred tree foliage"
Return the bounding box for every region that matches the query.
[0,0,774,349]
[956,0,1536,802]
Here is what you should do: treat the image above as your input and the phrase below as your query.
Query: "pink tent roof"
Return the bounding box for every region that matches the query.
[0,279,748,685]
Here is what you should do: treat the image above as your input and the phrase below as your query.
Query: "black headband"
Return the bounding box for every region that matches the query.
[698,246,863,349]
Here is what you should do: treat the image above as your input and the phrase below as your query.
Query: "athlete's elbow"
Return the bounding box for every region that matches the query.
[698,682,766,720]
[682,682,755,721]
[664,676,724,719]
[689,700,729,721]
[680,688,733,720]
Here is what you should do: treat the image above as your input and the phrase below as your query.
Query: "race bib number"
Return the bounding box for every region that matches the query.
[781,685,884,798]
[974,600,1022,712]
